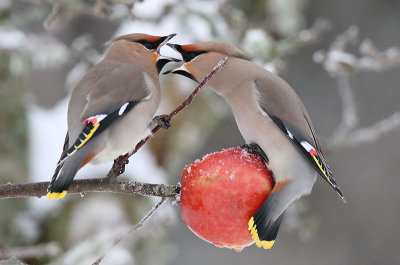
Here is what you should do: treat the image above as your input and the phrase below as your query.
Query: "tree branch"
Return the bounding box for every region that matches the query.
[0,242,61,260]
[328,111,400,150]
[92,197,167,265]
[314,26,400,151]
[0,178,180,199]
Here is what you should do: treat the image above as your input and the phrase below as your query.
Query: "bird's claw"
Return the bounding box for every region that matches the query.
[241,143,269,164]
[114,156,129,175]
[152,114,171,130]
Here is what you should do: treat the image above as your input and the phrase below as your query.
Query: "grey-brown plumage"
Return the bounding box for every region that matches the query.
[166,41,344,249]
[47,33,178,199]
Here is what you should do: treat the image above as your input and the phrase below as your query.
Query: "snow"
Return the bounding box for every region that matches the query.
[64,62,90,92]
[67,196,128,244]
[0,30,70,75]
[14,212,40,241]
[0,28,26,50]
[26,35,70,70]
[242,28,272,61]
[132,0,174,19]
[0,0,10,10]
[114,0,228,60]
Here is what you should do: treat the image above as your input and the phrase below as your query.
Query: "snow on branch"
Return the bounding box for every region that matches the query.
[92,197,167,265]
[313,26,400,150]
[313,25,400,75]
[0,178,180,199]
[0,242,61,260]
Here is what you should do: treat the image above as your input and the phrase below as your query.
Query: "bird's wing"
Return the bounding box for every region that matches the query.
[48,64,155,199]
[254,78,344,201]
[66,63,152,152]
[57,101,140,167]
[80,63,150,120]
[62,63,151,161]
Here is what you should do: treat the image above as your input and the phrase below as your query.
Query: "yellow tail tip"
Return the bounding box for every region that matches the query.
[248,217,275,249]
[248,216,254,230]
[46,191,67,200]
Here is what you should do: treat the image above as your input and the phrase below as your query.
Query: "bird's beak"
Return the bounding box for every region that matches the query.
[166,43,180,50]
[155,34,181,73]
[164,42,197,81]
[163,64,197,82]
[156,55,181,73]
[166,43,187,61]
[155,33,177,55]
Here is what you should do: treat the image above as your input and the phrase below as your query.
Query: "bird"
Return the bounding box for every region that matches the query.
[165,41,345,249]
[46,33,179,200]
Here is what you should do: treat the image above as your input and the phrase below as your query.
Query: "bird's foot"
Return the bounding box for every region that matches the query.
[117,158,129,174]
[241,143,269,164]
[151,114,171,130]
[113,155,129,175]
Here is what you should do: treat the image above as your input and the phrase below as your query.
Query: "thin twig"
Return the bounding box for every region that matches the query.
[328,111,400,150]
[43,0,61,29]
[347,111,400,145]
[0,242,62,260]
[314,26,400,151]
[0,179,180,199]
[337,75,358,130]
[92,197,167,265]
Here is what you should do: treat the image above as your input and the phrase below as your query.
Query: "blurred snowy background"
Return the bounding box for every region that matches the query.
[1,0,400,264]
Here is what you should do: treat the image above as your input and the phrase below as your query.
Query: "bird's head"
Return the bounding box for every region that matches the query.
[105,33,180,73]
[164,41,248,82]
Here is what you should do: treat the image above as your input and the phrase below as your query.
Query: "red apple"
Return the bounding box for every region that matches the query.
[180,147,273,252]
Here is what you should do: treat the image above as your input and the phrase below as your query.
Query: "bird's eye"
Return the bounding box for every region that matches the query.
[136,40,155,50]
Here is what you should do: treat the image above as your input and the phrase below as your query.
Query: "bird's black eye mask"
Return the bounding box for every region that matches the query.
[181,50,207,62]
[136,36,168,50]
[167,44,207,62]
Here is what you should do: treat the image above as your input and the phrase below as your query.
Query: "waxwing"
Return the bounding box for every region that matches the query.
[166,41,345,249]
[47,33,179,199]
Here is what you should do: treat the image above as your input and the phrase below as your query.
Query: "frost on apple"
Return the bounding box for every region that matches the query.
[180,147,273,252]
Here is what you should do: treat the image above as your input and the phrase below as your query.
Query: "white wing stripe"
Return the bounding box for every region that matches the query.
[300,140,314,152]
[118,103,129,115]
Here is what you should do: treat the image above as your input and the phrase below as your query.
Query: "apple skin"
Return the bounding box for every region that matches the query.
[180,147,273,252]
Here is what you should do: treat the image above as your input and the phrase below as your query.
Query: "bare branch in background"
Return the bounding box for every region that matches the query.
[0,242,62,260]
[314,26,400,151]
[43,0,61,29]
[262,18,331,74]
[314,25,400,75]
[283,18,332,52]
[327,74,359,149]
[345,111,400,146]
[241,18,332,72]
[48,196,170,265]
[92,197,167,265]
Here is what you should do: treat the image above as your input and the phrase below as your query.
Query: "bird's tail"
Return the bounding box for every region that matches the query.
[248,194,285,249]
[46,150,87,200]
[46,163,68,199]
[46,161,80,199]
